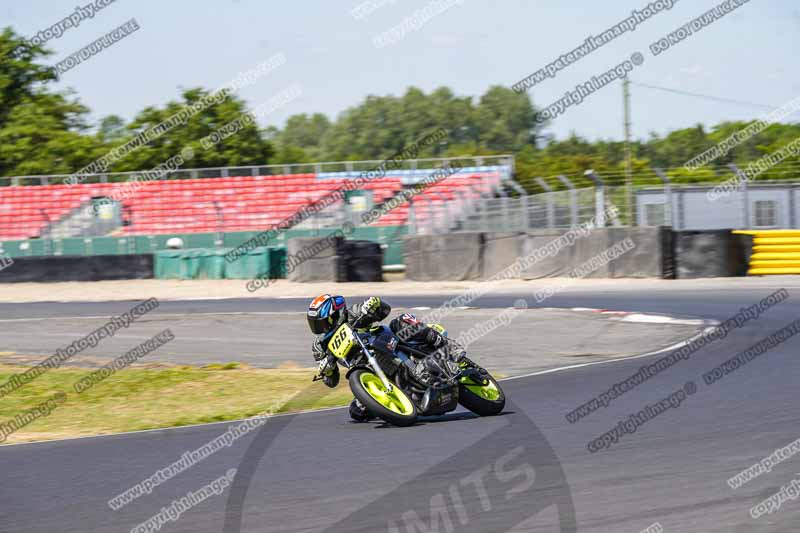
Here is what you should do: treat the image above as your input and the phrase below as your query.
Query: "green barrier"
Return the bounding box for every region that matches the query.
[154,247,286,280]
[198,249,227,279]
[224,247,287,279]
[223,247,269,279]
[153,250,187,279]
[156,249,216,279]
[1,226,407,266]
[154,250,182,279]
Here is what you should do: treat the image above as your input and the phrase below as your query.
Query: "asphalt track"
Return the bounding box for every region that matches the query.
[2,286,800,532]
[0,297,702,375]
[0,287,783,318]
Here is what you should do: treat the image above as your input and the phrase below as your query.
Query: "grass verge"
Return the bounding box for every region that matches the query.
[0,363,353,444]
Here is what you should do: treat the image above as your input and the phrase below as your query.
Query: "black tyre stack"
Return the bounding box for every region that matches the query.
[336,240,383,282]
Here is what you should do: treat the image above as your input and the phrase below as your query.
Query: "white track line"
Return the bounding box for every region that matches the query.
[0,405,351,448]
[614,314,707,326]
[0,311,305,323]
[504,323,717,381]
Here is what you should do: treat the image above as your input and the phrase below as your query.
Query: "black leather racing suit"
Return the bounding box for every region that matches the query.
[312,298,446,374]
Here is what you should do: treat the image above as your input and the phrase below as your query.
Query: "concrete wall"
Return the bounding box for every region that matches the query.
[519,230,574,279]
[286,237,343,282]
[404,233,483,281]
[286,237,384,282]
[404,227,672,281]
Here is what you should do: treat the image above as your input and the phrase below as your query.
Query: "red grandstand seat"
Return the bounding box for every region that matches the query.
[0,169,502,238]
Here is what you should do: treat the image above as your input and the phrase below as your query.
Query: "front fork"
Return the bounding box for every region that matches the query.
[353,332,395,393]
[457,359,490,386]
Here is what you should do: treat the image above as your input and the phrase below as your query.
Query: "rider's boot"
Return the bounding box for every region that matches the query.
[348,398,374,422]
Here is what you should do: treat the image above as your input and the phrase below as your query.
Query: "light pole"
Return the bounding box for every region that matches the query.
[623,77,633,226]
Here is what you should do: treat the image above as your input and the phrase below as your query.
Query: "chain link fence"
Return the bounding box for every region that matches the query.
[455,187,602,232]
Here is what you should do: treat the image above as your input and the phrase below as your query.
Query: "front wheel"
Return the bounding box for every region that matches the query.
[349,369,418,427]
[459,372,505,416]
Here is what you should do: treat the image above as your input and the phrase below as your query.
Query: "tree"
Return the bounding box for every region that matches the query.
[643,125,713,169]
[0,28,106,176]
[474,85,540,152]
[279,112,330,159]
[271,142,310,165]
[110,88,274,171]
[0,92,107,175]
[0,28,57,128]
[2,21,798,191]
[97,115,127,144]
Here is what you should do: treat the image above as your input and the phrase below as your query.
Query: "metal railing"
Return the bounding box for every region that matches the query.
[0,155,515,187]
[458,169,800,233]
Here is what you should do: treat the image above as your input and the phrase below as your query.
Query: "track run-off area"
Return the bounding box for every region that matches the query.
[2,280,800,532]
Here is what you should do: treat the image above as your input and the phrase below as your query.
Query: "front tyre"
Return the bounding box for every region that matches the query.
[349,369,417,427]
[459,373,505,416]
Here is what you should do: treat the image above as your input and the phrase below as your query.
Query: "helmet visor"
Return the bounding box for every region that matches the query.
[307,313,332,335]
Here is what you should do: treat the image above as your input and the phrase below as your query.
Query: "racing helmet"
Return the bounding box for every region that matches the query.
[307,294,347,335]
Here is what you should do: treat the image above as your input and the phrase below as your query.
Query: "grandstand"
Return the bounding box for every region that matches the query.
[0,162,509,241]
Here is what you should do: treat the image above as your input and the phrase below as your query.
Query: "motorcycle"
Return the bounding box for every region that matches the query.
[315,321,505,426]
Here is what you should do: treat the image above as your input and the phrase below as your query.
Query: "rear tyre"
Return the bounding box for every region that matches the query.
[349,369,417,427]
[458,373,505,416]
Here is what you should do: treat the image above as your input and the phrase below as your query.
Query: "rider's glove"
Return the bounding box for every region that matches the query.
[361,296,382,316]
[317,356,334,376]
[352,297,391,329]
[425,328,447,349]
[318,356,340,388]
[312,337,327,361]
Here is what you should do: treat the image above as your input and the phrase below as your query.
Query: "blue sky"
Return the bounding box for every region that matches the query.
[6,0,799,142]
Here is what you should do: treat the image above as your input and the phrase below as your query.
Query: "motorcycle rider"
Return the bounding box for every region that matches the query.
[307,294,447,422]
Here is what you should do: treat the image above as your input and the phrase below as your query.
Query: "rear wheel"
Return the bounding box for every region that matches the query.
[349,369,417,427]
[459,373,505,416]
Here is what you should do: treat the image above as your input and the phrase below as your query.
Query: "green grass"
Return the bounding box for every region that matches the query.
[0,364,353,444]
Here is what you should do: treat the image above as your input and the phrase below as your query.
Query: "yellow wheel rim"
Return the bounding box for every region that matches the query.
[359,373,415,415]
[461,376,501,401]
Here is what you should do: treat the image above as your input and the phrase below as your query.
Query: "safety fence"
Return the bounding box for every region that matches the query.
[459,179,800,234]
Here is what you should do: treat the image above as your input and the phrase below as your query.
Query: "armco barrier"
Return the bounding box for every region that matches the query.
[674,230,751,278]
[404,233,483,281]
[0,254,153,283]
[732,229,797,275]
